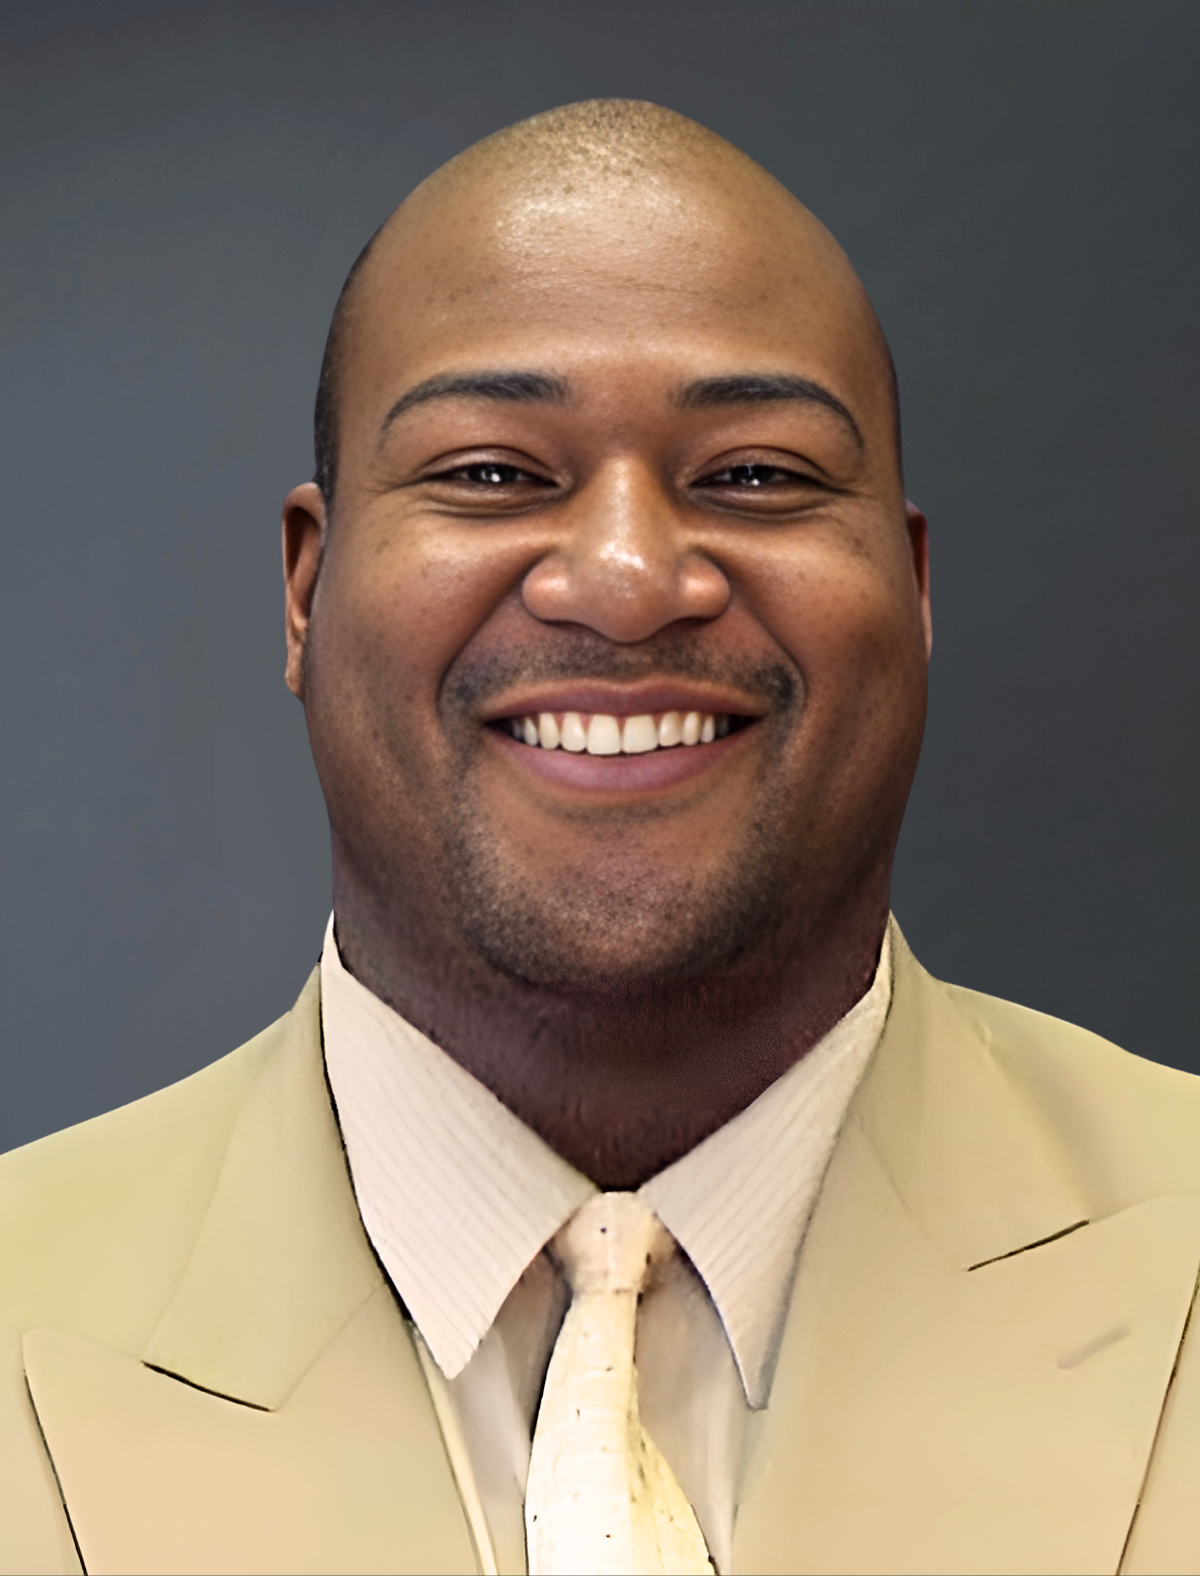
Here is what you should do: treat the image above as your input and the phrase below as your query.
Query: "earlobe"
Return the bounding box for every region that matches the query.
[282,483,327,700]
[905,500,932,659]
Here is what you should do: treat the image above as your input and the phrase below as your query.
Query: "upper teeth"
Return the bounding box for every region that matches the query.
[505,711,731,754]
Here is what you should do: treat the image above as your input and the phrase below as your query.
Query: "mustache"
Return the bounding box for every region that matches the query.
[444,629,801,714]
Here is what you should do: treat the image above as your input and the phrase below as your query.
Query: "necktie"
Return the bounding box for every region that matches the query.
[524,1192,714,1575]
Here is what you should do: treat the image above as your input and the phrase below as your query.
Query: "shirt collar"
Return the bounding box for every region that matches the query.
[641,926,891,1404]
[320,917,594,1379]
[321,914,891,1403]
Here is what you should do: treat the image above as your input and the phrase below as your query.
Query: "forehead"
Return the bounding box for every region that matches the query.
[343,173,889,436]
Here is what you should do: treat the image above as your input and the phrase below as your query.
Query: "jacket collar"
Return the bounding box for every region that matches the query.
[858,920,1087,1268]
[140,968,384,1409]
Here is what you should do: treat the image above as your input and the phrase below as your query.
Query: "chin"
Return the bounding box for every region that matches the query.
[454,868,785,988]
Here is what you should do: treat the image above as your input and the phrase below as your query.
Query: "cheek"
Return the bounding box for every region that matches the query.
[739,543,925,773]
[750,550,914,683]
[328,521,528,717]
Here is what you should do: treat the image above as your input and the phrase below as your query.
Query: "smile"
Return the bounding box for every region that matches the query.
[497,710,743,756]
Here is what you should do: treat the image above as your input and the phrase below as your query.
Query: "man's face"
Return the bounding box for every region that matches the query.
[287,173,931,986]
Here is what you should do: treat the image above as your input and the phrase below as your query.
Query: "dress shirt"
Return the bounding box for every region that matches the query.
[321,916,893,1574]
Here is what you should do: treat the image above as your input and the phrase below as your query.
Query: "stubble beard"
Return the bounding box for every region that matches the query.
[440,754,808,989]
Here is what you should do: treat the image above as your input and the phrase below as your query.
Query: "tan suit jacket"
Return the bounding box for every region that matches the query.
[3,928,1200,1575]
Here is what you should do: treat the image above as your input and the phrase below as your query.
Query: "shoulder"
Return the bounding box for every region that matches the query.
[943,976,1200,1214]
[0,970,318,1350]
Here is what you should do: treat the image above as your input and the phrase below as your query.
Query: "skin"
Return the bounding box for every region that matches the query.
[282,116,932,1189]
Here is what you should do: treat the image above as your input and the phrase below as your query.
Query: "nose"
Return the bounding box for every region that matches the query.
[521,461,730,642]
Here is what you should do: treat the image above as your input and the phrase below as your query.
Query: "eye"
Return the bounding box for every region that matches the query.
[702,462,805,489]
[437,461,548,488]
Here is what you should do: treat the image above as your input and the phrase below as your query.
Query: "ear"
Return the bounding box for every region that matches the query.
[282,483,327,699]
[905,500,932,659]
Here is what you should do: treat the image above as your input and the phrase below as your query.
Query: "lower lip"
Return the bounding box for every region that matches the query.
[486,724,755,794]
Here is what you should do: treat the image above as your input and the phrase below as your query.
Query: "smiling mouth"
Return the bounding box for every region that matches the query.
[494,709,751,756]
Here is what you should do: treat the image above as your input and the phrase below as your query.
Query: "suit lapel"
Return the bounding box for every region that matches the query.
[24,971,481,1575]
[25,1290,479,1576]
[734,927,1200,1575]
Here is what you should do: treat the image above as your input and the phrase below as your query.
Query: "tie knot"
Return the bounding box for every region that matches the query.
[555,1192,672,1297]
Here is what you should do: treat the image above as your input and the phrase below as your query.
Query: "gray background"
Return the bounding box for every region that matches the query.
[2,1,1196,1153]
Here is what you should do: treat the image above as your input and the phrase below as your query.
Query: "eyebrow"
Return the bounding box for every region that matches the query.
[675,373,863,449]
[379,370,570,436]
[377,366,863,451]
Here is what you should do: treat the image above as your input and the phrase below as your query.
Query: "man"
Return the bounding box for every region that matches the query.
[1,98,1198,1576]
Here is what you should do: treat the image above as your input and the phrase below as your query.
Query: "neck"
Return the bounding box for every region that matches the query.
[331,877,889,1190]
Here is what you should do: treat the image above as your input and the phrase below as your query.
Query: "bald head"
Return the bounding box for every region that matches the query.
[313,99,900,505]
